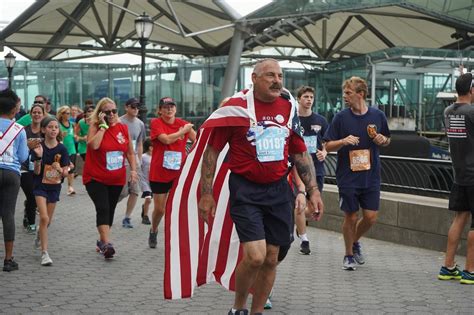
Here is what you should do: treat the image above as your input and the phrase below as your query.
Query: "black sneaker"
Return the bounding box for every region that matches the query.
[3,257,19,272]
[299,241,311,255]
[142,215,151,225]
[228,309,249,315]
[103,243,115,259]
[141,204,144,218]
[149,230,158,248]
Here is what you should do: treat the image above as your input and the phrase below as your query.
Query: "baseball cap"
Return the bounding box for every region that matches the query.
[125,97,140,107]
[159,97,176,107]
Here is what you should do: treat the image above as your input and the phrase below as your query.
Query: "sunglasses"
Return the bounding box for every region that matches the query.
[64,112,71,115]
[103,109,118,115]
[34,101,44,105]
[128,104,139,109]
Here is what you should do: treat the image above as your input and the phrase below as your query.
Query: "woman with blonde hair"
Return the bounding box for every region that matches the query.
[56,106,76,195]
[83,97,138,259]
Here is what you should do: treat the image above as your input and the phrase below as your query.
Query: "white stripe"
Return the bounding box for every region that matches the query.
[207,106,250,121]
[205,144,230,283]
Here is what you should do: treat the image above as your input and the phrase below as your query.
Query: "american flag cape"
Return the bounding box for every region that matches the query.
[164,87,303,299]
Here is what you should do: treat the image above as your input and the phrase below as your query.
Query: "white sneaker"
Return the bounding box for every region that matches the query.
[41,251,53,266]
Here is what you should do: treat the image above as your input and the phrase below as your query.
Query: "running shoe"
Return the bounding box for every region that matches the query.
[142,215,151,225]
[299,241,311,255]
[23,216,29,228]
[438,265,462,280]
[227,309,249,315]
[96,240,106,254]
[460,270,474,284]
[122,217,133,228]
[352,242,365,265]
[3,257,19,272]
[343,255,356,270]
[149,230,158,249]
[26,224,36,234]
[264,288,273,309]
[103,243,115,259]
[41,251,53,266]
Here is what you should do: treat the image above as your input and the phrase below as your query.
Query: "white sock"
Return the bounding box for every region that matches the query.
[299,233,309,242]
[231,308,236,314]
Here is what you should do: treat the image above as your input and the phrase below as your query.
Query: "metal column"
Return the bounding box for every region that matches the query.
[221,24,245,98]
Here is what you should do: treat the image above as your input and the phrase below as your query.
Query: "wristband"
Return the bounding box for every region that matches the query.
[306,186,318,195]
[99,123,109,130]
[297,190,306,197]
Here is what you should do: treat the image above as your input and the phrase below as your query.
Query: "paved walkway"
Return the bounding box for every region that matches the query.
[1,181,473,314]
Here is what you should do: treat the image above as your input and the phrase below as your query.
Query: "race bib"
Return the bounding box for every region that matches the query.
[42,164,62,184]
[349,149,371,172]
[163,151,182,170]
[304,135,317,154]
[255,126,288,162]
[106,151,124,171]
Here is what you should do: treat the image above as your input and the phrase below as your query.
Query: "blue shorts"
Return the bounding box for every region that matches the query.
[339,187,380,213]
[229,173,294,246]
[33,188,60,203]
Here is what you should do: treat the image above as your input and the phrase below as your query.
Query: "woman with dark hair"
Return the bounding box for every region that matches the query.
[31,116,70,266]
[0,89,29,272]
[83,97,138,259]
[20,103,45,233]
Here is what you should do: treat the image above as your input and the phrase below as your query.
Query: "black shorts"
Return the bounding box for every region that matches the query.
[141,191,152,199]
[150,180,173,194]
[229,173,294,246]
[449,184,474,213]
[69,154,77,173]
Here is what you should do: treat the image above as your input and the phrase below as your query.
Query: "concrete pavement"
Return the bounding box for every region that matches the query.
[1,181,473,314]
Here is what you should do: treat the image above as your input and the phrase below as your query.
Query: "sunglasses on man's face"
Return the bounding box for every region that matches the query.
[34,101,44,105]
[102,109,118,115]
[128,104,139,109]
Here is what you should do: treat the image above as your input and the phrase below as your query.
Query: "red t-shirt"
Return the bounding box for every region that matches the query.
[208,96,306,184]
[83,123,129,186]
[149,117,190,183]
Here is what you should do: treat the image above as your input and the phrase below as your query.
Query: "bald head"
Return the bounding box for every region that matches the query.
[252,59,283,102]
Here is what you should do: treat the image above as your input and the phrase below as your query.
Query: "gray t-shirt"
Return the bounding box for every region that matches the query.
[119,115,146,155]
[444,103,474,185]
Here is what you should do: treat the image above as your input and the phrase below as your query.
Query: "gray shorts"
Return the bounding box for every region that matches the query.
[119,163,141,201]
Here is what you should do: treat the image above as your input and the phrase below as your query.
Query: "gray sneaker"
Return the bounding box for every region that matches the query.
[343,255,356,270]
[352,242,365,265]
[148,230,158,249]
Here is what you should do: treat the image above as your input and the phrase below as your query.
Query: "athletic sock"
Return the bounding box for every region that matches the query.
[299,233,309,242]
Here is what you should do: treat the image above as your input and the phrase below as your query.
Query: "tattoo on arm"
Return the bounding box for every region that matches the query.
[293,151,317,190]
[200,146,218,195]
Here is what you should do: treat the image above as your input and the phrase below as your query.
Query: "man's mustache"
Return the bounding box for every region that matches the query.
[270,84,282,89]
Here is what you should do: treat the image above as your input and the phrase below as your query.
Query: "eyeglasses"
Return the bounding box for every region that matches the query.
[103,109,118,115]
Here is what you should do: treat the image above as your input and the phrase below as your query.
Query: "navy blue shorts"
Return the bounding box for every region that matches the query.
[338,187,380,213]
[229,173,294,246]
[33,188,60,203]
[449,184,474,213]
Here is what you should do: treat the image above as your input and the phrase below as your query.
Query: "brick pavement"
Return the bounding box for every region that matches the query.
[1,181,473,314]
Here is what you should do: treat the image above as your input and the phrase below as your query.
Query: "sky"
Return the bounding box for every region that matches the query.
[0,0,272,64]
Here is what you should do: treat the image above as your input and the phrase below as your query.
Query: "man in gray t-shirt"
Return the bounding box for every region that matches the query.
[119,97,146,229]
[439,72,474,284]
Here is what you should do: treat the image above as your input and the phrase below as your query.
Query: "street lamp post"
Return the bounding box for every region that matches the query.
[4,52,16,89]
[135,13,154,123]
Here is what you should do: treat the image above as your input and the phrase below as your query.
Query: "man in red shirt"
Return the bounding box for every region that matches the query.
[199,59,324,315]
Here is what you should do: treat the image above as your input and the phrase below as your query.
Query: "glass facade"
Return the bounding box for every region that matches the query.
[1,47,472,132]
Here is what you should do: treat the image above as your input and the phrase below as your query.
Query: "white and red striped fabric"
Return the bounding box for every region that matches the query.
[164,88,299,299]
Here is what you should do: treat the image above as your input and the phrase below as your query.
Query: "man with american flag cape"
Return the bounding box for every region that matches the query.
[164,59,323,314]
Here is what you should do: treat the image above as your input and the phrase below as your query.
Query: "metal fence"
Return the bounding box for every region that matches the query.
[324,153,453,198]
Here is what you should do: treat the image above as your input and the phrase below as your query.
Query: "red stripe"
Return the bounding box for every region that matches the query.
[228,244,243,291]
